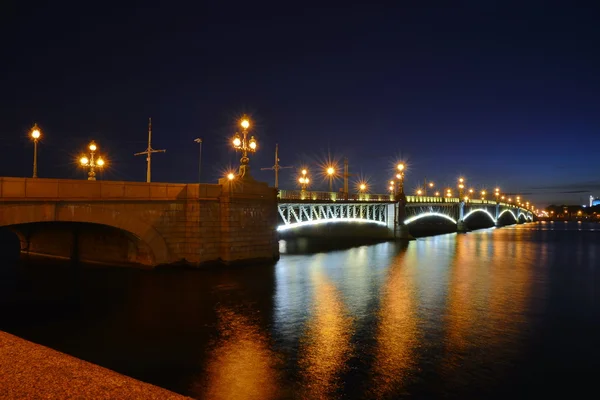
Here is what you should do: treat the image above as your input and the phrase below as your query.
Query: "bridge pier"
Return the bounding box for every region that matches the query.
[494,203,502,227]
[396,196,414,240]
[457,201,469,233]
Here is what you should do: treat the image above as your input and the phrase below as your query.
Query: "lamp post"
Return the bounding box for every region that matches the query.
[298,169,310,191]
[481,190,486,200]
[232,117,257,178]
[30,123,42,178]
[458,177,465,199]
[326,166,335,192]
[194,138,202,183]
[79,141,105,181]
[396,163,405,195]
[494,187,500,202]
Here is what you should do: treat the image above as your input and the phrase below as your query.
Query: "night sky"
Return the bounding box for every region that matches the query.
[1,1,599,207]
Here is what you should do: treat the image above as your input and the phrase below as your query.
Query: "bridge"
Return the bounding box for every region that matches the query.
[276,189,533,239]
[0,177,279,267]
[0,176,534,268]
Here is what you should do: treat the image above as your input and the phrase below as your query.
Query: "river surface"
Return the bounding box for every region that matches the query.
[1,221,599,399]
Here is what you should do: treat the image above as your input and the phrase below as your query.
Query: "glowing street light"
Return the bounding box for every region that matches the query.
[395,163,406,196]
[359,183,367,193]
[417,189,423,196]
[79,141,106,181]
[231,117,257,178]
[227,172,235,181]
[326,166,335,192]
[435,191,440,196]
[481,190,486,200]
[299,168,310,191]
[30,123,42,178]
[458,177,465,198]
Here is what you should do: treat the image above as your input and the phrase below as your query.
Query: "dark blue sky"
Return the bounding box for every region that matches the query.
[1,1,599,206]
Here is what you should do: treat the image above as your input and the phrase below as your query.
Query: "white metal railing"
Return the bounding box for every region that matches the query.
[278,190,525,210]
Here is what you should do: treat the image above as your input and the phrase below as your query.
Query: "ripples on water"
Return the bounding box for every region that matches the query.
[1,222,600,399]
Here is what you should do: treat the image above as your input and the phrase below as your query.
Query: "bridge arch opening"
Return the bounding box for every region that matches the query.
[278,219,390,241]
[0,204,171,266]
[463,208,496,230]
[7,221,156,267]
[496,209,517,226]
[0,227,21,264]
[404,212,457,237]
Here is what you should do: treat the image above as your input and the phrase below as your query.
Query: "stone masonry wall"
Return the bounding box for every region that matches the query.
[0,177,280,267]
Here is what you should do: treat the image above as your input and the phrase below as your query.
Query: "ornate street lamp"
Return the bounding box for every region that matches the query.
[298,168,310,191]
[232,117,257,178]
[79,141,105,181]
[396,163,405,195]
[458,177,465,199]
[30,123,42,178]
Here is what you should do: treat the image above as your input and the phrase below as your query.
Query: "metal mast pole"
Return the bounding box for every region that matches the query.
[134,118,166,183]
[343,157,349,197]
[274,144,280,188]
[194,138,203,183]
[147,118,152,183]
[260,143,293,188]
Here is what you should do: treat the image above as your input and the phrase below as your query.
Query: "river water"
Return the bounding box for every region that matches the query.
[1,221,599,399]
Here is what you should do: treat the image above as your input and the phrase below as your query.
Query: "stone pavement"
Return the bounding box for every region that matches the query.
[0,331,192,399]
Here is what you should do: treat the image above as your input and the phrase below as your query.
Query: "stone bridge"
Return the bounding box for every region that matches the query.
[0,177,279,267]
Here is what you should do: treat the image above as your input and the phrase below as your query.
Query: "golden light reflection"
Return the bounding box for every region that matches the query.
[299,269,353,399]
[370,251,418,398]
[199,307,280,400]
[442,232,533,388]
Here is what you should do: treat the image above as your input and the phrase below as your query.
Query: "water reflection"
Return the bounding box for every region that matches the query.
[370,247,419,398]
[442,230,533,394]
[298,268,353,399]
[198,307,280,400]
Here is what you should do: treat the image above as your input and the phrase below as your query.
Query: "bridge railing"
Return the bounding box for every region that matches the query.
[278,190,394,202]
[278,190,522,209]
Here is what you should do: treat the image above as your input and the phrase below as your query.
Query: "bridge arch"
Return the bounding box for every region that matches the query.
[0,204,171,265]
[463,208,496,224]
[277,218,386,231]
[497,209,517,221]
[404,212,457,225]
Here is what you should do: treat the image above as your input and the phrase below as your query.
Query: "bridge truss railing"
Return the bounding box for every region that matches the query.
[277,202,389,230]
[278,190,393,202]
[278,190,518,210]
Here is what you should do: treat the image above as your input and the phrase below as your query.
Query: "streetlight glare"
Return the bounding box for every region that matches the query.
[397,163,405,171]
[233,137,241,147]
[301,169,307,175]
[89,142,97,152]
[429,182,434,188]
[249,137,257,149]
[96,158,105,167]
[227,172,235,180]
[327,167,335,175]
[31,129,41,139]
[360,183,366,191]
[80,157,89,166]
[241,119,250,129]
